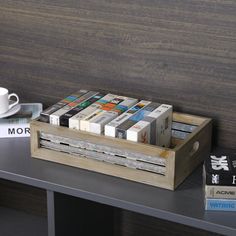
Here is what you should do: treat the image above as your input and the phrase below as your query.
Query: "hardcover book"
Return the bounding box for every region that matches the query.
[203,154,236,186]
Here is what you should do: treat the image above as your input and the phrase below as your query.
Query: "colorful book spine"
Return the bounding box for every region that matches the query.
[74,93,117,131]
[40,90,88,123]
[59,92,104,127]
[116,102,160,140]
[205,185,236,199]
[50,91,96,126]
[80,95,127,132]
[89,97,138,134]
[203,154,236,186]
[205,198,236,211]
[69,103,101,130]
[104,100,151,138]
[126,104,172,147]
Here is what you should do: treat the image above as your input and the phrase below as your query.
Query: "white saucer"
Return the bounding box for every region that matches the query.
[0,104,21,119]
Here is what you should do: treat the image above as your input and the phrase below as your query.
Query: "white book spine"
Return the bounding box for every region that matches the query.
[49,90,88,125]
[79,94,118,132]
[126,104,172,147]
[127,121,151,143]
[69,93,116,131]
[90,111,118,134]
[104,100,151,137]
[80,109,103,132]
[49,91,96,126]
[152,104,172,147]
[89,97,138,134]
[50,108,70,125]
[69,104,101,130]
[205,185,236,199]
[0,124,30,138]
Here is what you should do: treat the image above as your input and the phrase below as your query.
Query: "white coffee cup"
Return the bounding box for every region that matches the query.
[0,87,19,114]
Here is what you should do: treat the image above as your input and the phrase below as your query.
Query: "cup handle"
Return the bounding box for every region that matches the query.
[8,93,19,109]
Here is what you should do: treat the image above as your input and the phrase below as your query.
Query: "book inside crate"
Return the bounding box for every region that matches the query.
[31,112,212,190]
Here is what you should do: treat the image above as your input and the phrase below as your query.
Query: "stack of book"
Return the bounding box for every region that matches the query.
[203,154,236,211]
[40,89,173,148]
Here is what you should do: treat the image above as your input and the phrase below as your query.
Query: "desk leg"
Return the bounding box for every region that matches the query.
[47,190,55,236]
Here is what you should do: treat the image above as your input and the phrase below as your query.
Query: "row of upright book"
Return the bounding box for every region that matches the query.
[40,89,173,147]
[203,153,236,211]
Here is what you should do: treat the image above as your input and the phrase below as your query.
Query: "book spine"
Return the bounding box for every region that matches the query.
[89,97,138,134]
[127,104,173,145]
[204,154,236,186]
[172,121,197,133]
[59,92,104,127]
[0,124,30,138]
[127,120,151,143]
[40,90,88,123]
[171,129,190,140]
[104,100,151,138]
[205,185,236,199]
[152,104,172,148]
[204,171,236,186]
[85,96,127,133]
[205,198,236,211]
[79,94,117,132]
[50,91,95,126]
[69,103,100,130]
[116,102,160,140]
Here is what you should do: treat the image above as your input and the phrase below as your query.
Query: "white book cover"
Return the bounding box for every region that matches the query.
[0,103,43,138]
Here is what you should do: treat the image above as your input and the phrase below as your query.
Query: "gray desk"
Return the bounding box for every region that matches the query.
[0,138,235,236]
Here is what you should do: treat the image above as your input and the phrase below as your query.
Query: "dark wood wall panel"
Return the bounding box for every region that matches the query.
[0,0,235,148]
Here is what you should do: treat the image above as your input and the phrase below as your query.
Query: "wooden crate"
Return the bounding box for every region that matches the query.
[30,112,212,190]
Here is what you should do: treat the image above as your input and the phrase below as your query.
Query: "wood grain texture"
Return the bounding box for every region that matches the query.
[0,179,47,217]
[114,210,222,236]
[0,0,235,148]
